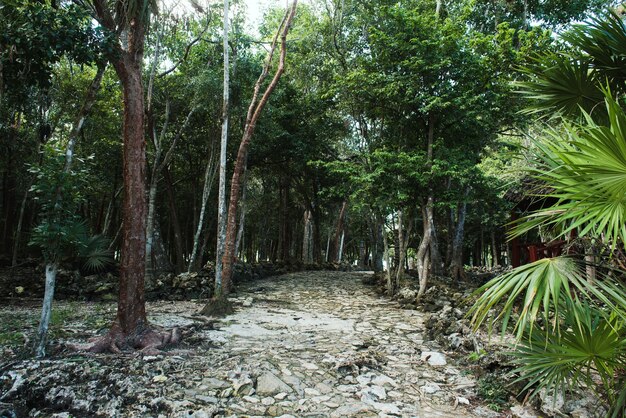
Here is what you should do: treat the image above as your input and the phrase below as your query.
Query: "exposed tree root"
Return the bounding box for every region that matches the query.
[200,295,233,317]
[86,324,181,354]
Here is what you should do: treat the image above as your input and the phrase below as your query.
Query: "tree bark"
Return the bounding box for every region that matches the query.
[449,191,468,281]
[163,167,185,273]
[417,201,433,299]
[220,1,298,294]
[188,142,218,272]
[35,263,58,358]
[215,0,231,295]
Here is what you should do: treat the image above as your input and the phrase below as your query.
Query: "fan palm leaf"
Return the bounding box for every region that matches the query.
[468,256,593,340]
[510,94,626,247]
[511,302,626,403]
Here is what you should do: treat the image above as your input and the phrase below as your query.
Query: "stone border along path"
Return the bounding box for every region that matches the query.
[159,270,479,417]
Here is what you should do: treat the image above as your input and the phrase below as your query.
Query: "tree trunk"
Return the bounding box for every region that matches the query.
[234,167,248,259]
[302,209,313,263]
[215,0,231,295]
[332,201,348,262]
[220,2,298,294]
[35,263,58,358]
[382,221,392,292]
[188,144,218,272]
[164,167,185,273]
[417,201,433,299]
[111,52,149,338]
[491,231,500,268]
[394,210,405,292]
[449,196,468,281]
[372,216,384,273]
[278,175,291,261]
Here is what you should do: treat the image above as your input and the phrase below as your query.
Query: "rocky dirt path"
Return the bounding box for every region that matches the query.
[1,271,483,417]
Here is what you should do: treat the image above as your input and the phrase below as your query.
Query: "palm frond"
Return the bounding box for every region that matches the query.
[468,257,592,341]
[511,302,626,403]
[78,234,113,272]
[517,58,604,117]
[510,94,626,247]
[564,10,626,89]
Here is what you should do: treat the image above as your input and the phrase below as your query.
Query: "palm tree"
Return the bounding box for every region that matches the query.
[469,9,626,416]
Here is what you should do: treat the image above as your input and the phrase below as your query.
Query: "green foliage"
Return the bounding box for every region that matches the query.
[512,302,626,404]
[0,0,111,103]
[471,9,626,414]
[518,10,626,118]
[28,145,112,270]
[477,374,510,411]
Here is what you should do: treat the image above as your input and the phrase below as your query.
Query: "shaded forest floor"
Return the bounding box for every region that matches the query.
[0,270,578,417]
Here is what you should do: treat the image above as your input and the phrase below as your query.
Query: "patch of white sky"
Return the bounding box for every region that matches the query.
[162,0,307,36]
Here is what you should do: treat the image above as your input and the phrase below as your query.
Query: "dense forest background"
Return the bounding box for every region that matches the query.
[2,0,613,283]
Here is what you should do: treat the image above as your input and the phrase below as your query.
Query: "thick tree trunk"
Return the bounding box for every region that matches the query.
[112,54,149,337]
[220,2,297,294]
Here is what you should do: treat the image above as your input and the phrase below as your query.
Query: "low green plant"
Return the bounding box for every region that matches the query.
[478,374,510,411]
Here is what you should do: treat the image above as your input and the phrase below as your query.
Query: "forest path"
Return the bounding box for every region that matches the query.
[164,270,479,417]
[1,271,483,417]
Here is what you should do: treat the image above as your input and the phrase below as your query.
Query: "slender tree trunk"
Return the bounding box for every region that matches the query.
[417,201,433,299]
[302,209,313,263]
[35,263,58,358]
[337,231,345,263]
[449,192,468,281]
[221,2,298,293]
[491,231,499,268]
[215,0,231,296]
[394,210,405,292]
[12,188,28,266]
[373,215,384,273]
[234,167,248,259]
[189,144,218,272]
[278,175,291,261]
[332,201,348,262]
[163,167,185,272]
[382,221,392,292]
[417,113,436,298]
[34,62,106,357]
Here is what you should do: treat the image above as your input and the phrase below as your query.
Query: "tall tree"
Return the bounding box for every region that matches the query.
[217,0,298,295]
[213,0,231,289]
[89,0,179,352]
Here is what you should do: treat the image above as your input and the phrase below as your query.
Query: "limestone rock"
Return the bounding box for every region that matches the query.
[420,351,447,366]
[256,372,293,396]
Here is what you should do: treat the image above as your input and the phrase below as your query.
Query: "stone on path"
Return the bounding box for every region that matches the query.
[421,351,447,366]
[256,372,293,396]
